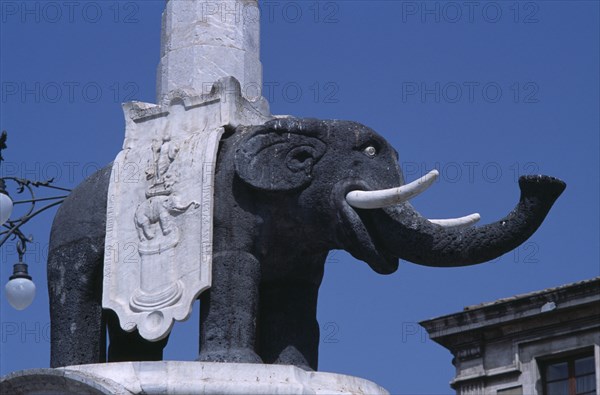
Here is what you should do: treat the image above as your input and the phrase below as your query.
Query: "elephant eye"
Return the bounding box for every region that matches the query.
[363,146,377,157]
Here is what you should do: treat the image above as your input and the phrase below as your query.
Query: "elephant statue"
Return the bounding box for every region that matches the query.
[47,118,565,371]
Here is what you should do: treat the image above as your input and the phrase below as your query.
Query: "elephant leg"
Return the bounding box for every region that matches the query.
[135,218,147,240]
[158,209,174,236]
[105,310,168,362]
[48,237,106,368]
[139,216,155,240]
[198,251,262,363]
[258,280,322,371]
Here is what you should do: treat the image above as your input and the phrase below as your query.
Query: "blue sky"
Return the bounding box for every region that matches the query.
[0,1,598,393]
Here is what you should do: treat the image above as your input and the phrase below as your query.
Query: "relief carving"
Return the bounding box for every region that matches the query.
[131,137,199,312]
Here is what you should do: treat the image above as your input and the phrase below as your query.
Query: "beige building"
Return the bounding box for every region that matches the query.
[421,277,600,395]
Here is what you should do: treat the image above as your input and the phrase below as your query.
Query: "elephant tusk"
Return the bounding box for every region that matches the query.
[346,170,439,209]
[428,213,481,228]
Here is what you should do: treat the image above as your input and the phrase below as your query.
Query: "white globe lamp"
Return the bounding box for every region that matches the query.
[5,263,36,310]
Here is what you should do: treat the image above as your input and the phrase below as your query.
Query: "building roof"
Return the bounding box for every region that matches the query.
[463,276,600,311]
[419,277,600,344]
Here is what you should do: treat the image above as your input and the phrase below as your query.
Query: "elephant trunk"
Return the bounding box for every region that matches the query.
[362,175,566,267]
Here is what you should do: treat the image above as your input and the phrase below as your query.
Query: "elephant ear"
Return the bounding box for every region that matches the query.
[234,120,327,191]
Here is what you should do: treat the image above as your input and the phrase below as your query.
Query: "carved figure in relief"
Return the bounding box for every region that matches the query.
[134,136,198,246]
[147,137,179,190]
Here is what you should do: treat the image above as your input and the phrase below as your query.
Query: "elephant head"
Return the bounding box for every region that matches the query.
[230,117,566,275]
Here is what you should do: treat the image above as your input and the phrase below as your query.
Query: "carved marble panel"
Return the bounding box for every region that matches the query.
[103,77,271,341]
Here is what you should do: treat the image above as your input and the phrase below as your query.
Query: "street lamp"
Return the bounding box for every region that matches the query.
[5,241,36,310]
[0,131,71,309]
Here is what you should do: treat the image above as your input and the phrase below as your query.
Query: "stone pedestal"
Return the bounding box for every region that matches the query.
[0,362,389,395]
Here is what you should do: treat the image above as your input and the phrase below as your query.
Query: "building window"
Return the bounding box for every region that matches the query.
[497,386,523,395]
[543,353,596,395]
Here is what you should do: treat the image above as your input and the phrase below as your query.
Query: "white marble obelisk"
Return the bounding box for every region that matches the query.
[157,0,263,102]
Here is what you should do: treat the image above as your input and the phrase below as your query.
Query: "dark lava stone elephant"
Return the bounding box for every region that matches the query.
[47,118,565,370]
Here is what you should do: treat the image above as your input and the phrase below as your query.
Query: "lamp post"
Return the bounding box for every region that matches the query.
[0,131,71,309]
